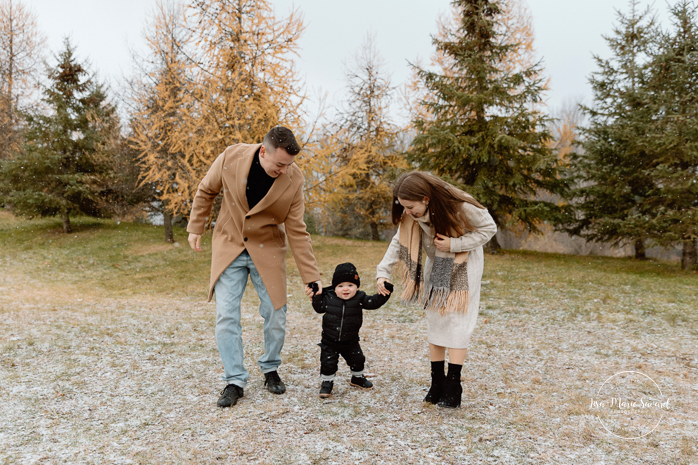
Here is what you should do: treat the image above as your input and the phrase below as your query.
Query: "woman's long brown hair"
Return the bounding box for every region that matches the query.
[391,171,486,237]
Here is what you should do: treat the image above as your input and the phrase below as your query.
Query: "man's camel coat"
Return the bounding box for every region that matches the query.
[187,143,320,310]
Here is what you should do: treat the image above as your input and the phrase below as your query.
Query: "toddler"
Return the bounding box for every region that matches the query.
[310,262,393,398]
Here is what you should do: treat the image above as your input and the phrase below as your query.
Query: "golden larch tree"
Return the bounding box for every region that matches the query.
[317,35,408,240]
[132,0,307,232]
[129,0,196,241]
[0,0,44,159]
[181,0,306,188]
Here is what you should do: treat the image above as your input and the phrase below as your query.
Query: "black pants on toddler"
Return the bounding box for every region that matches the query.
[318,338,365,379]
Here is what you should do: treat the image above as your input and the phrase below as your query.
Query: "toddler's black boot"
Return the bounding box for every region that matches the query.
[350,375,373,389]
[424,360,445,404]
[437,363,463,408]
[319,380,334,398]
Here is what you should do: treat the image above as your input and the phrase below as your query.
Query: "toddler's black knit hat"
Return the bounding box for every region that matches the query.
[332,262,360,288]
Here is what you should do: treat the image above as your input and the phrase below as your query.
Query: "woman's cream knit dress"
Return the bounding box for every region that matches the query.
[376,202,497,348]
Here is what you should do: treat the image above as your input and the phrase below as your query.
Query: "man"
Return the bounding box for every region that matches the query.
[187,126,322,408]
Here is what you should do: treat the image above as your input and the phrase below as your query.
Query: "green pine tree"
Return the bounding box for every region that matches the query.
[0,39,119,233]
[566,0,657,259]
[644,0,698,270]
[410,0,568,252]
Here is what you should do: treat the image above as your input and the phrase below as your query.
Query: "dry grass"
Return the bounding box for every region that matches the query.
[1,214,697,464]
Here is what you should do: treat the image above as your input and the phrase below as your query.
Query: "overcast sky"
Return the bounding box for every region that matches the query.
[25,0,677,121]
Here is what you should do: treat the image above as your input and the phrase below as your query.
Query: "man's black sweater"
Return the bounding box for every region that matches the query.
[246,149,275,210]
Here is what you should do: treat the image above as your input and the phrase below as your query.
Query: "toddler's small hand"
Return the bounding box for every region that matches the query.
[306,281,321,299]
[377,278,392,296]
[384,282,394,295]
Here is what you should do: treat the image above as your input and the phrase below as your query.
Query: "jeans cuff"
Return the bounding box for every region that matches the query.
[350,370,364,377]
[224,381,246,389]
[321,373,336,381]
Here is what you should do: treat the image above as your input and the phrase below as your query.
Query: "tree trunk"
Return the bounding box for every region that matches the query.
[484,233,501,254]
[62,212,71,234]
[163,210,174,243]
[370,223,380,242]
[634,238,646,260]
[681,238,697,271]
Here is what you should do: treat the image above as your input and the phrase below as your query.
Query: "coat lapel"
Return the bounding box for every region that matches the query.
[234,144,260,213]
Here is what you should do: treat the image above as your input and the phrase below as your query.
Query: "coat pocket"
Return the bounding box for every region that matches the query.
[213,209,231,237]
[271,225,286,247]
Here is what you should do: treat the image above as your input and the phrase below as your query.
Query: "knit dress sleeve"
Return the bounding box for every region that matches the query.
[376,225,401,280]
[449,203,497,253]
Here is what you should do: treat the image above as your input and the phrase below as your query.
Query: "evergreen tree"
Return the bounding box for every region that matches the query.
[644,0,698,270]
[0,40,118,233]
[410,0,567,252]
[566,0,657,259]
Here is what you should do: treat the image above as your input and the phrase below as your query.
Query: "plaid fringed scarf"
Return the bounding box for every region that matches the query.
[398,215,470,315]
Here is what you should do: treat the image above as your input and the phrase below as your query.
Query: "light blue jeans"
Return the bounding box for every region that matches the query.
[214,250,287,388]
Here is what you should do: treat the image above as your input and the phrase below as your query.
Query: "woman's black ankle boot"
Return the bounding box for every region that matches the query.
[424,361,445,404]
[437,363,463,408]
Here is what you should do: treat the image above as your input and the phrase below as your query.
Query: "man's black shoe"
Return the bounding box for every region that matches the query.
[217,384,243,408]
[264,371,286,394]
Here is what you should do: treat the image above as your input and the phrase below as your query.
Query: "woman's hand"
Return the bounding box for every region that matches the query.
[376,278,392,296]
[434,233,451,253]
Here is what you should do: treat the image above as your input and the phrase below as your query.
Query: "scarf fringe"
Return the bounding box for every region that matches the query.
[400,262,422,304]
[397,216,470,316]
[424,288,470,315]
[446,290,470,314]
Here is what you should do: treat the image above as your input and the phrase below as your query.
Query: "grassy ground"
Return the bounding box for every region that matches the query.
[1,212,696,464]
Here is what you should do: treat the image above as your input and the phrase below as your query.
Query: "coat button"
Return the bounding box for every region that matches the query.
[244,237,248,242]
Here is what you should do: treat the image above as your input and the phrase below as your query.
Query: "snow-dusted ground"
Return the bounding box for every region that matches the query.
[1,268,696,464]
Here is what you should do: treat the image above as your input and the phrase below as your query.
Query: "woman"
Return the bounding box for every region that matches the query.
[376,171,497,408]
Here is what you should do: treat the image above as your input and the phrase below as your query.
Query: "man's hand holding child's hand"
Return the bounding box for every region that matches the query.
[305,281,322,299]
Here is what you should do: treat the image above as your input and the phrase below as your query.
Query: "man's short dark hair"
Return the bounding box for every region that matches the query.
[263,126,301,156]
